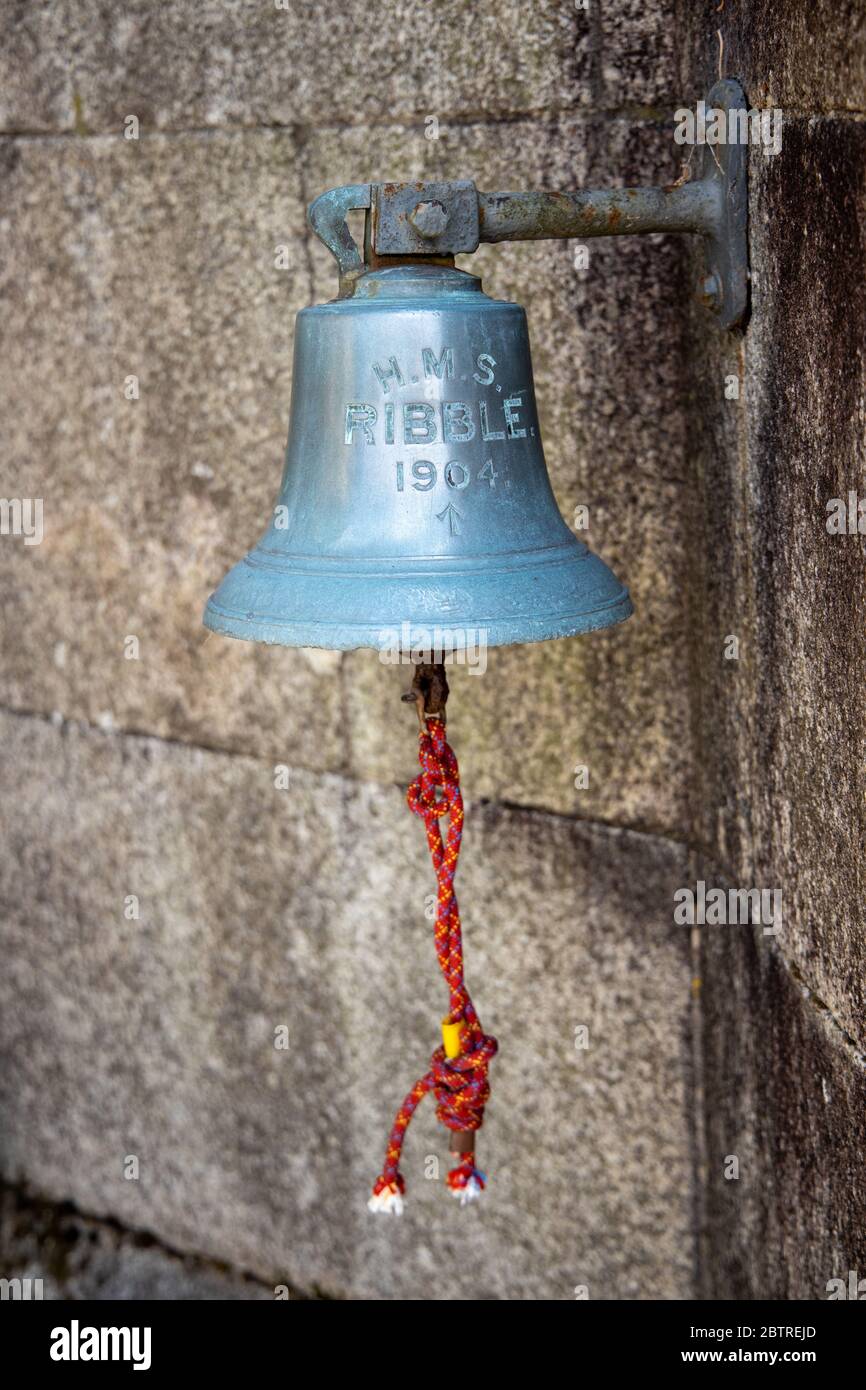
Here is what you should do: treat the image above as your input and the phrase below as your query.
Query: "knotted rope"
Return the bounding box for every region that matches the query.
[369,715,498,1213]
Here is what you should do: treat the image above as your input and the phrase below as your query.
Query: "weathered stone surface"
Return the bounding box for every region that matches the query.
[0,0,594,135]
[599,0,679,110]
[735,118,866,1048]
[700,925,866,1300]
[0,710,695,1300]
[0,1184,280,1300]
[0,129,350,772]
[678,0,866,114]
[675,75,866,1299]
[682,117,866,1049]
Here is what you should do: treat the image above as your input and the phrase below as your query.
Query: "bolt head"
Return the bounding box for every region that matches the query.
[409,200,449,239]
[699,272,722,311]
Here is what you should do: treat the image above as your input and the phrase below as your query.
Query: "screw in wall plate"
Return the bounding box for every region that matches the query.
[699,272,722,311]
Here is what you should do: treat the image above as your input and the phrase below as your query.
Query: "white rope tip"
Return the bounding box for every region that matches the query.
[450,1175,484,1206]
[367,1186,405,1215]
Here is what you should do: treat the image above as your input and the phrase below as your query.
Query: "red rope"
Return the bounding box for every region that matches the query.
[370,716,497,1211]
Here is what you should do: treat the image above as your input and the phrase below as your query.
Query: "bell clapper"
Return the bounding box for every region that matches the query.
[401,659,449,731]
[369,657,496,1213]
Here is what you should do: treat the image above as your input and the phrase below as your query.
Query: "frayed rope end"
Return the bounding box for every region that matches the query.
[368,1174,406,1216]
[446,1161,486,1207]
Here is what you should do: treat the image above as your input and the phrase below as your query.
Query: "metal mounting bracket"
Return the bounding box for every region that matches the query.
[307,79,749,329]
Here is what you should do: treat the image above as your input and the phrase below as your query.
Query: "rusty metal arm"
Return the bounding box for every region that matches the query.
[477,180,721,243]
[308,79,748,327]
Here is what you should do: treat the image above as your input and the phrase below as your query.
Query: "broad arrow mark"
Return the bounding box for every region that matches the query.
[437,502,463,536]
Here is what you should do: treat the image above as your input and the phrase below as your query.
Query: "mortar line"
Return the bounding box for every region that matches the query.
[0,1181,318,1300]
[3,104,861,146]
[0,110,673,144]
[0,698,705,851]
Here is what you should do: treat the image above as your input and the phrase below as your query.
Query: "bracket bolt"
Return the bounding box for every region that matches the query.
[699,272,722,311]
[409,200,449,239]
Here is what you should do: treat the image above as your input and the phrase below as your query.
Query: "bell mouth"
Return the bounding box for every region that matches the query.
[203,537,633,652]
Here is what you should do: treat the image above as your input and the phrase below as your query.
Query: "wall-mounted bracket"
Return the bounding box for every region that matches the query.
[697,80,749,330]
[308,79,749,328]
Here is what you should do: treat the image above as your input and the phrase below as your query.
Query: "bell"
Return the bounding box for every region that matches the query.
[204,262,632,650]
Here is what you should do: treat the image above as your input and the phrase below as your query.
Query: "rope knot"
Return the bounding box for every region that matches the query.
[431,1027,498,1132]
[407,722,461,825]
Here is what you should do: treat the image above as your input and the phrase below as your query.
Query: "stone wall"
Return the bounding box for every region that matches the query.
[679,0,866,1300]
[0,0,862,1301]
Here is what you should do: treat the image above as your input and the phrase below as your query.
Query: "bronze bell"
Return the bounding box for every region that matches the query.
[204,250,631,650]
